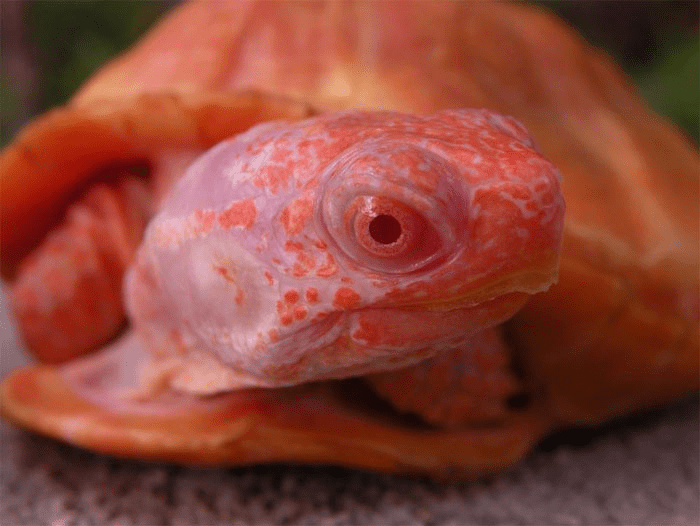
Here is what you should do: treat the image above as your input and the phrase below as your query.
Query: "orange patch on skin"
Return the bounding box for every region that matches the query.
[218,199,257,229]
[194,209,216,234]
[235,288,244,306]
[284,290,300,304]
[294,306,308,320]
[213,264,245,306]
[278,290,307,326]
[316,253,338,277]
[284,241,304,252]
[214,265,235,283]
[306,288,319,304]
[291,261,313,277]
[264,271,275,286]
[280,196,313,236]
[333,287,362,310]
[253,164,293,194]
[268,328,280,342]
[284,241,316,277]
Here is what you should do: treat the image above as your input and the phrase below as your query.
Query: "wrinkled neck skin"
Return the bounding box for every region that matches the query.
[59,109,564,411]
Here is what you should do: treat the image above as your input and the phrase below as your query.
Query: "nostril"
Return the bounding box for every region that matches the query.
[369,214,402,245]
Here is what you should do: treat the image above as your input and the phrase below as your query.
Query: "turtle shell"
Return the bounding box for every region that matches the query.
[1,0,697,478]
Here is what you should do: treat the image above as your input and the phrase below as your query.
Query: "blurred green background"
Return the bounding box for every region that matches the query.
[2,1,698,146]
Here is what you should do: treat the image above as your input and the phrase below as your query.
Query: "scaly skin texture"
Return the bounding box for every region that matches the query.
[9,172,152,362]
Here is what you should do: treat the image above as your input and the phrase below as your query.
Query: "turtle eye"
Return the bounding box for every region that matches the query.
[343,195,444,272]
[319,141,464,274]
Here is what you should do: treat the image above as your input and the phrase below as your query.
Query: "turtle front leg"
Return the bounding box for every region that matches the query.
[365,328,525,428]
[9,172,152,364]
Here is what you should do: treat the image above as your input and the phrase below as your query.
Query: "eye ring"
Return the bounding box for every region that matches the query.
[317,139,466,274]
[349,196,423,258]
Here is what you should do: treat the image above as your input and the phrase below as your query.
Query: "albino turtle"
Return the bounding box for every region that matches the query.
[1,1,697,479]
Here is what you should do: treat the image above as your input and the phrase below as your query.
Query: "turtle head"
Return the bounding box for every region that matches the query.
[122,109,565,393]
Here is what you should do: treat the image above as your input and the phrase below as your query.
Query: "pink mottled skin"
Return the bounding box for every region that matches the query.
[48,110,564,425]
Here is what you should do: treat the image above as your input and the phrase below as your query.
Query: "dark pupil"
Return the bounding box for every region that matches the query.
[368,214,402,244]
